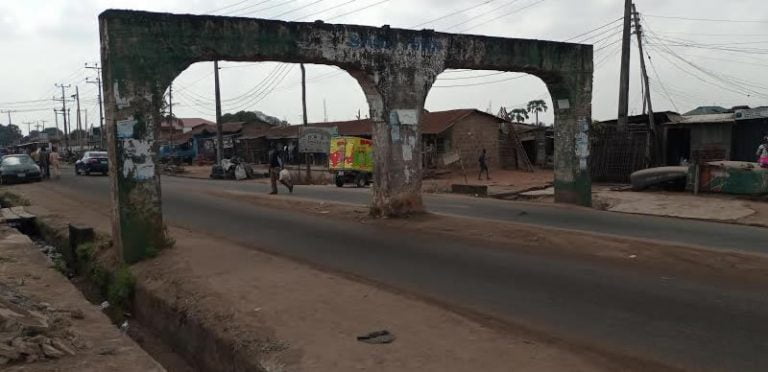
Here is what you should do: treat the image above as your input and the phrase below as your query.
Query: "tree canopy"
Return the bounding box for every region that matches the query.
[0,124,23,146]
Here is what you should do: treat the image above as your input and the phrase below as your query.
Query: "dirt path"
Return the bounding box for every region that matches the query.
[0,226,163,371]
[3,183,628,371]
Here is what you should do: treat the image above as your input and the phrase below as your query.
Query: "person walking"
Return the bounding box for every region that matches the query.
[39,146,50,179]
[757,136,768,169]
[478,148,490,180]
[268,143,293,194]
[49,147,61,179]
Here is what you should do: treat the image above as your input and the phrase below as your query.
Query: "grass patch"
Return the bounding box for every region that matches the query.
[52,256,68,274]
[107,266,136,310]
[76,242,96,263]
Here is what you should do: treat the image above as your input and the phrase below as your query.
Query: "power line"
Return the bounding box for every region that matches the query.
[206,0,261,14]
[226,64,295,111]
[572,24,623,45]
[219,0,274,16]
[411,0,497,28]
[432,73,527,88]
[457,0,547,33]
[292,0,357,21]
[644,14,768,24]
[232,0,298,17]
[271,0,327,18]
[325,0,391,21]
[563,16,623,42]
[437,71,508,81]
[645,50,678,112]
[444,0,524,30]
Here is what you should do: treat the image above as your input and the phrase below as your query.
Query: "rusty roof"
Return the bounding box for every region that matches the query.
[171,109,512,143]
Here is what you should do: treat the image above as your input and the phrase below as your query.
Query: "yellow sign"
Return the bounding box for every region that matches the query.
[329,136,374,172]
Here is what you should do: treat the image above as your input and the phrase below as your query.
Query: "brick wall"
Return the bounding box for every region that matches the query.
[448,113,509,169]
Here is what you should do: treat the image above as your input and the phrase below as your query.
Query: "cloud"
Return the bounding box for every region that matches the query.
[2,0,767,132]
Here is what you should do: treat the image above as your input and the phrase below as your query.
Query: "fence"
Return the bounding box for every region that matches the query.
[591,123,650,183]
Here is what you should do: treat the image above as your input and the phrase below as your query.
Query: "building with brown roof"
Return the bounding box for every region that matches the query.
[232,109,530,171]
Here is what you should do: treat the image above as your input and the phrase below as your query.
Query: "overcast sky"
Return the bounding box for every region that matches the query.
[1,0,767,134]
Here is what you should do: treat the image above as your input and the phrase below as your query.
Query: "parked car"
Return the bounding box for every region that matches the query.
[0,154,42,184]
[75,151,109,176]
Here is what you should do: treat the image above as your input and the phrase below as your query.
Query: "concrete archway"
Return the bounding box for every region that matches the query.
[100,10,592,262]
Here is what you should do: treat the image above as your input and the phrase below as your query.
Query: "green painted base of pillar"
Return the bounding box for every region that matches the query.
[119,210,169,264]
[554,174,592,207]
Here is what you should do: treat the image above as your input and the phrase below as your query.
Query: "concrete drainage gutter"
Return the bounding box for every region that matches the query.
[1,195,268,372]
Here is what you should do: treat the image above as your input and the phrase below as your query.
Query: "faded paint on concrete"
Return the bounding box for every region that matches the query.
[100,10,593,261]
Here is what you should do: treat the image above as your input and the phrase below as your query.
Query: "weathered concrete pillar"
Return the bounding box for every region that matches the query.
[549,73,593,207]
[102,74,167,263]
[353,67,438,217]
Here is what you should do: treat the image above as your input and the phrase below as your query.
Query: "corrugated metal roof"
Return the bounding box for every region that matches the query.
[669,113,736,125]
[736,108,768,120]
[684,106,730,116]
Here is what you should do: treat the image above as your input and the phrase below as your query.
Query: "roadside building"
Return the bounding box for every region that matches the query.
[242,109,529,170]
[664,113,736,164]
[733,107,768,161]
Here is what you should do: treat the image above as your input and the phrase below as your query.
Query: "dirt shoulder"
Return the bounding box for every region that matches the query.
[0,226,163,371]
[4,184,631,370]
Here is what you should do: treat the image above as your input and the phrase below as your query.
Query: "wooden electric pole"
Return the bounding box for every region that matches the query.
[1,110,15,126]
[301,63,310,181]
[632,3,659,165]
[86,63,104,149]
[617,0,632,132]
[168,83,174,147]
[55,84,71,152]
[214,61,224,163]
[73,86,83,151]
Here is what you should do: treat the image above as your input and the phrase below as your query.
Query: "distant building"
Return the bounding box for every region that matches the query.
[160,118,215,134]
[231,109,531,171]
[592,105,768,182]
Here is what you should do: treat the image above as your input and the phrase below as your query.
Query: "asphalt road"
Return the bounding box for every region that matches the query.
[35,172,768,370]
[169,174,768,253]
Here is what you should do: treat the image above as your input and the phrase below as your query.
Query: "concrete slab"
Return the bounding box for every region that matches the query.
[598,191,756,222]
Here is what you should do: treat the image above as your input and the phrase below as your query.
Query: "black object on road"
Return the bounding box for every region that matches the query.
[357,330,395,344]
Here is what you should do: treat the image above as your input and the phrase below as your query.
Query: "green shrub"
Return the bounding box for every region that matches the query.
[107,266,136,309]
[76,243,95,263]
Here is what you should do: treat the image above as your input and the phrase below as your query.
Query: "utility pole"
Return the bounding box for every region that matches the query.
[55,83,71,152]
[22,121,34,137]
[632,3,659,166]
[168,83,174,147]
[84,110,89,148]
[301,63,310,181]
[323,98,328,122]
[53,109,59,131]
[72,86,83,152]
[0,110,15,125]
[214,61,224,163]
[86,63,104,149]
[617,0,632,132]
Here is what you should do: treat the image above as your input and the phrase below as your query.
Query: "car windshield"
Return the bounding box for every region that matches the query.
[86,152,108,158]
[2,155,35,166]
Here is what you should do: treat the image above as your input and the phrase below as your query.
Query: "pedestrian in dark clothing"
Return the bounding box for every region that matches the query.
[478,148,490,180]
[268,144,293,194]
[39,147,50,179]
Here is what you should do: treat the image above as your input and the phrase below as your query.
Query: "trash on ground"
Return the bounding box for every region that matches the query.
[357,330,395,344]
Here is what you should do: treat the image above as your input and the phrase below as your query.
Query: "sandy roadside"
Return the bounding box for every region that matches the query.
[0,226,164,371]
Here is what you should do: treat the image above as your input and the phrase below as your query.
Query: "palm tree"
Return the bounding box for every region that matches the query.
[510,108,529,123]
[526,100,548,127]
